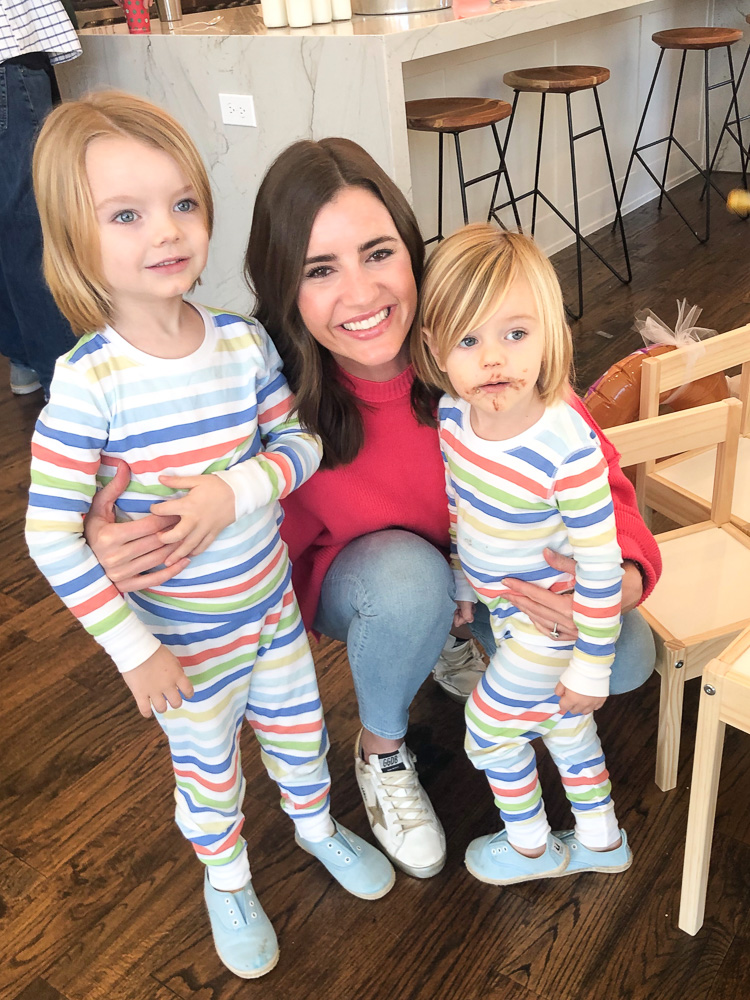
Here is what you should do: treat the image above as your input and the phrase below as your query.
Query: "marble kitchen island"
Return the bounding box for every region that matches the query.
[59,0,745,309]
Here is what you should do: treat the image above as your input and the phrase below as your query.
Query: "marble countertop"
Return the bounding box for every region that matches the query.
[78,0,658,51]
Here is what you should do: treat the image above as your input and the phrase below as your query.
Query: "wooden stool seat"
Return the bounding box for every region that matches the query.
[652,27,743,50]
[405,97,513,133]
[404,97,518,244]
[502,65,610,94]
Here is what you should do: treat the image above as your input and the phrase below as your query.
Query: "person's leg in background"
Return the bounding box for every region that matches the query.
[314,529,456,879]
[0,58,76,398]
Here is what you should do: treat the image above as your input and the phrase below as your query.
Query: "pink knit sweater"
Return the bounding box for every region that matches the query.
[280,366,661,630]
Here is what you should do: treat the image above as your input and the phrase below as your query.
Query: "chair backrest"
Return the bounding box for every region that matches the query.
[608,398,742,525]
[640,323,750,436]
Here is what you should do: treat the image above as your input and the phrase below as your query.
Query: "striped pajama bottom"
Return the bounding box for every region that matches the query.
[465,630,619,851]
[141,579,330,890]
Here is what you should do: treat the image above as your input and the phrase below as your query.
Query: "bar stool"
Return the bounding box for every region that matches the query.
[709,15,750,191]
[405,97,520,246]
[619,26,745,244]
[489,65,630,321]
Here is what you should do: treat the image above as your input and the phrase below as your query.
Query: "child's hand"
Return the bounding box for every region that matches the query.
[555,681,606,716]
[123,644,194,718]
[453,600,476,628]
[152,474,236,564]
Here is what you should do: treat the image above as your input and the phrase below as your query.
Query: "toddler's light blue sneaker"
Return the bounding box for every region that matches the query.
[295,820,396,899]
[554,828,633,875]
[465,830,569,885]
[203,871,279,979]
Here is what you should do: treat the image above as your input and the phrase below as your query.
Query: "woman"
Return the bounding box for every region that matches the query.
[84,138,661,883]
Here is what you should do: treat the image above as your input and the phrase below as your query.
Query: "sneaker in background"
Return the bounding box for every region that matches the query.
[10,363,42,395]
[432,636,486,703]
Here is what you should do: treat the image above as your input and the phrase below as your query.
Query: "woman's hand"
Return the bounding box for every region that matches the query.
[84,459,190,591]
[453,600,475,628]
[123,644,194,718]
[154,474,236,564]
[501,549,644,641]
[554,682,606,716]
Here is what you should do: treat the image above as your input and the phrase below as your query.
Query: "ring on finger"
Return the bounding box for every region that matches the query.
[550,622,560,639]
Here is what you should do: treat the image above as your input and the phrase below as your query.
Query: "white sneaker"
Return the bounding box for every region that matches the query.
[354,731,446,879]
[432,637,487,703]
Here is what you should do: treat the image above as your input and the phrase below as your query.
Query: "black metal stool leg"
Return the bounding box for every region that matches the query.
[703,48,711,241]
[424,132,445,247]
[437,132,444,241]
[488,122,521,231]
[565,93,584,321]
[703,44,748,196]
[658,48,688,211]
[618,48,665,220]
[531,93,547,237]
[593,85,632,283]
[707,44,748,179]
[736,45,750,190]
[737,44,750,180]
[488,92,520,229]
[453,132,470,225]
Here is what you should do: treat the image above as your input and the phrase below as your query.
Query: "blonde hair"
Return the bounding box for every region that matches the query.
[412,224,572,405]
[33,90,214,336]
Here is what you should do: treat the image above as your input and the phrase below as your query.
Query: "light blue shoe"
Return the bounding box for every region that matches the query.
[9,363,41,395]
[465,830,569,885]
[203,871,279,979]
[295,820,396,899]
[554,828,633,875]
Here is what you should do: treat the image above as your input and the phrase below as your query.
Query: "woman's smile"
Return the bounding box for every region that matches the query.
[340,305,392,334]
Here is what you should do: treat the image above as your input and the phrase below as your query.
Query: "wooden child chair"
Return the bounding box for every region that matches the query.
[636,322,750,532]
[679,626,750,935]
[607,398,750,791]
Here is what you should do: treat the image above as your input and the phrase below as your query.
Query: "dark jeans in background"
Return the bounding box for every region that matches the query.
[0,56,76,396]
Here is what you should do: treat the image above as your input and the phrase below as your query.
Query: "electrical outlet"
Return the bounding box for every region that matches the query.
[219,93,257,127]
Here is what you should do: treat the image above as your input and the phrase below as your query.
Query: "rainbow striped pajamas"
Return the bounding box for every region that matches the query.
[439,395,623,850]
[26,305,330,885]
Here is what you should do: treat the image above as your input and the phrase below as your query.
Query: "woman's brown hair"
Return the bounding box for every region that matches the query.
[245,137,437,469]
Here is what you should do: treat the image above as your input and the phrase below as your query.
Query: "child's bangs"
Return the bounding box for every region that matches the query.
[431,247,517,362]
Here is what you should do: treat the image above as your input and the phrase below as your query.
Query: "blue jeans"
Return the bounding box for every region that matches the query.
[0,60,76,394]
[313,529,656,740]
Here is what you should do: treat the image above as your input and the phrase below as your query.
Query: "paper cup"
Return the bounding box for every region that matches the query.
[123,0,151,33]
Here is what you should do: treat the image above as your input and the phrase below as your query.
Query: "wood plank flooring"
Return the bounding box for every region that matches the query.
[2,173,750,1000]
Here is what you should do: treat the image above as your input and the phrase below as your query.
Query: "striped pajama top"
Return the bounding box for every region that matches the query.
[439,395,623,698]
[25,306,322,674]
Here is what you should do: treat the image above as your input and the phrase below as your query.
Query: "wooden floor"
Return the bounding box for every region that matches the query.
[2,173,750,1000]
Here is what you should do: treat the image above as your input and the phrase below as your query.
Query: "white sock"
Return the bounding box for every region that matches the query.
[294,812,336,843]
[207,851,251,891]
